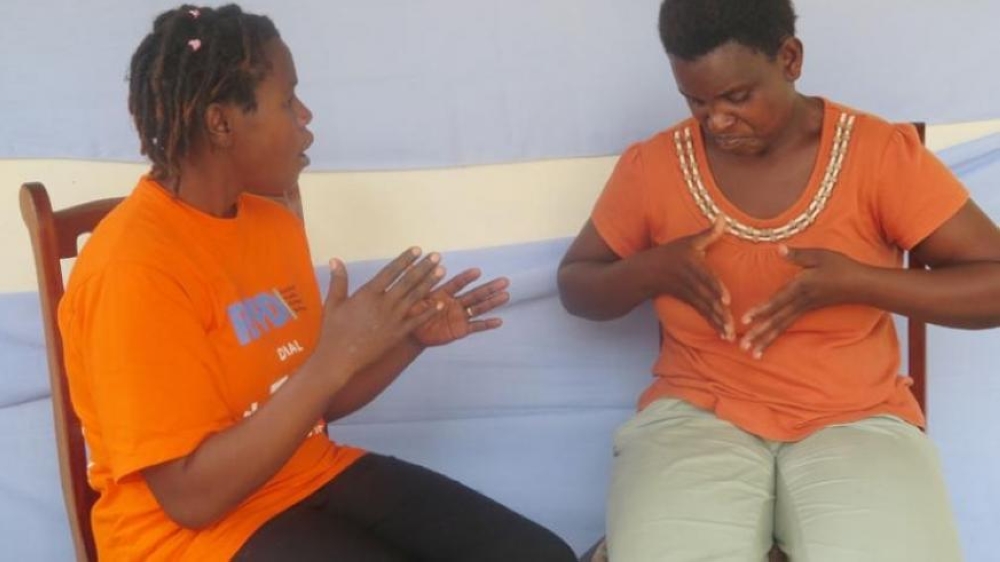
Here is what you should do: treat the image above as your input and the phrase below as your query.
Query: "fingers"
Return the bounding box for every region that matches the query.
[458,277,510,308]
[436,268,483,297]
[739,301,801,359]
[687,268,733,340]
[463,288,511,319]
[325,259,348,309]
[691,215,727,253]
[465,317,503,334]
[366,247,423,292]
[780,245,823,268]
[740,287,802,358]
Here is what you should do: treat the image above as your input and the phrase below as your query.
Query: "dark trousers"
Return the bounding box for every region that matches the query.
[234,454,577,562]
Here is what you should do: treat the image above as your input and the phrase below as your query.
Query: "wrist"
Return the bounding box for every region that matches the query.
[406,332,429,351]
[846,262,883,306]
[300,350,357,396]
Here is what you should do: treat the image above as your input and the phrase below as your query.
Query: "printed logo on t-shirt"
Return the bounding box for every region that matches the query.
[227,286,306,345]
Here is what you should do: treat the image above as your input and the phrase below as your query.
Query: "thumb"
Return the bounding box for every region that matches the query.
[779,245,821,268]
[325,258,348,308]
[692,215,727,252]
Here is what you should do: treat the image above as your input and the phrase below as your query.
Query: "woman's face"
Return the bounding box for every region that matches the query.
[669,38,802,156]
[226,38,314,197]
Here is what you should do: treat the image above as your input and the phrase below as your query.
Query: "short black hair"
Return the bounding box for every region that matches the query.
[128,4,279,181]
[659,0,797,61]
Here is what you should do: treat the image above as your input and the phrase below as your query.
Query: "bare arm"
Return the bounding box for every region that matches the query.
[141,251,443,529]
[141,358,347,529]
[743,201,1000,354]
[557,221,656,320]
[558,219,734,337]
[323,338,424,422]
[855,201,1000,328]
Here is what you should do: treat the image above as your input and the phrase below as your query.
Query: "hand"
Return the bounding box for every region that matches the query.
[410,268,510,347]
[314,248,445,377]
[740,245,866,358]
[650,216,734,340]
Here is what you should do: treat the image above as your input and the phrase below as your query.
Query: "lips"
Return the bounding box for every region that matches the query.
[299,134,314,167]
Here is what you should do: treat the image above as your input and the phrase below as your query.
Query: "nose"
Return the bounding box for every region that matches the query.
[297,100,313,127]
[707,110,736,134]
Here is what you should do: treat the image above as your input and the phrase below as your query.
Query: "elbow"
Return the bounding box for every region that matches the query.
[556,266,625,321]
[556,269,593,318]
[973,314,1000,330]
[159,496,225,530]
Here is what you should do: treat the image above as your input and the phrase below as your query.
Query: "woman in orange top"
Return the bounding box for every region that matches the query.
[558,1,1000,560]
[59,4,576,561]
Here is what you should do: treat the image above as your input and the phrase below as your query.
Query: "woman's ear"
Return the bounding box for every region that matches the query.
[203,103,234,149]
[778,37,804,82]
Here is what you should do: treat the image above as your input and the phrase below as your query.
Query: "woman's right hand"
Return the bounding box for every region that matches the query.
[314,247,445,378]
[645,217,734,340]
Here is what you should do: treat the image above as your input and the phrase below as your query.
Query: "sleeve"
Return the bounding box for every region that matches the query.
[77,263,234,481]
[874,124,970,250]
[590,143,653,258]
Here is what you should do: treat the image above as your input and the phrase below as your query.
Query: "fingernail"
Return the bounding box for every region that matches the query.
[778,244,789,256]
[435,301,444,310]
[753,349,763,360]
[429,252,441,264]
[410,246,421,256]
[740,339,750,351]
[329,258,338,271]
[434,266,445,277]
[741,314,752,325]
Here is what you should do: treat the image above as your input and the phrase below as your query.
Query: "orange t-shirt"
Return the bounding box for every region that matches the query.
[58,177,364,561]
[591,99,968,441]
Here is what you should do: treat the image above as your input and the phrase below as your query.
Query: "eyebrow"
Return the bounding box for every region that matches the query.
[679,84,751,102]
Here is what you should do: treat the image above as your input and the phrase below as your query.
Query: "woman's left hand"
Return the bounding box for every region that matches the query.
[740,245,867,358]
[410,268,511,347]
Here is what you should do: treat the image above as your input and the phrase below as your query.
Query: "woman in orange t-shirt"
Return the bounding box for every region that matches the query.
[58,4,577,561]
[558,1,1000,561]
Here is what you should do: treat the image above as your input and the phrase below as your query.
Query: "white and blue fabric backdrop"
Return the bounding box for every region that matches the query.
[2,0,1000,168]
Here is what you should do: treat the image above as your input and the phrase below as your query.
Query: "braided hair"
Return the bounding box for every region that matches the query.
[128,4,279,182]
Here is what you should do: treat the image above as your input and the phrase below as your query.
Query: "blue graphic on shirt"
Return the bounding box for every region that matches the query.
[227,290,296,346]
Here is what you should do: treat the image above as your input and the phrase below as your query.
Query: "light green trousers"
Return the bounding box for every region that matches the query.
[606,398,962,562]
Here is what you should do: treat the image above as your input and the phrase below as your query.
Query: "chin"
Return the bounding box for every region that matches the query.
[714,140,764,156]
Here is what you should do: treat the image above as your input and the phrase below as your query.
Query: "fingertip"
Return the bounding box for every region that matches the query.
[778,244,790,257]
[410,246,422,257]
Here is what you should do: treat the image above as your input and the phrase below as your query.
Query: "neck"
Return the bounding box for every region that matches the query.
[161,154,242,218]
[761,95,822,156]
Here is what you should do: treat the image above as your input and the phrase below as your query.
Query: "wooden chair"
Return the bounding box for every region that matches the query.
[578,123,929,562]
[20,183,124,562]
